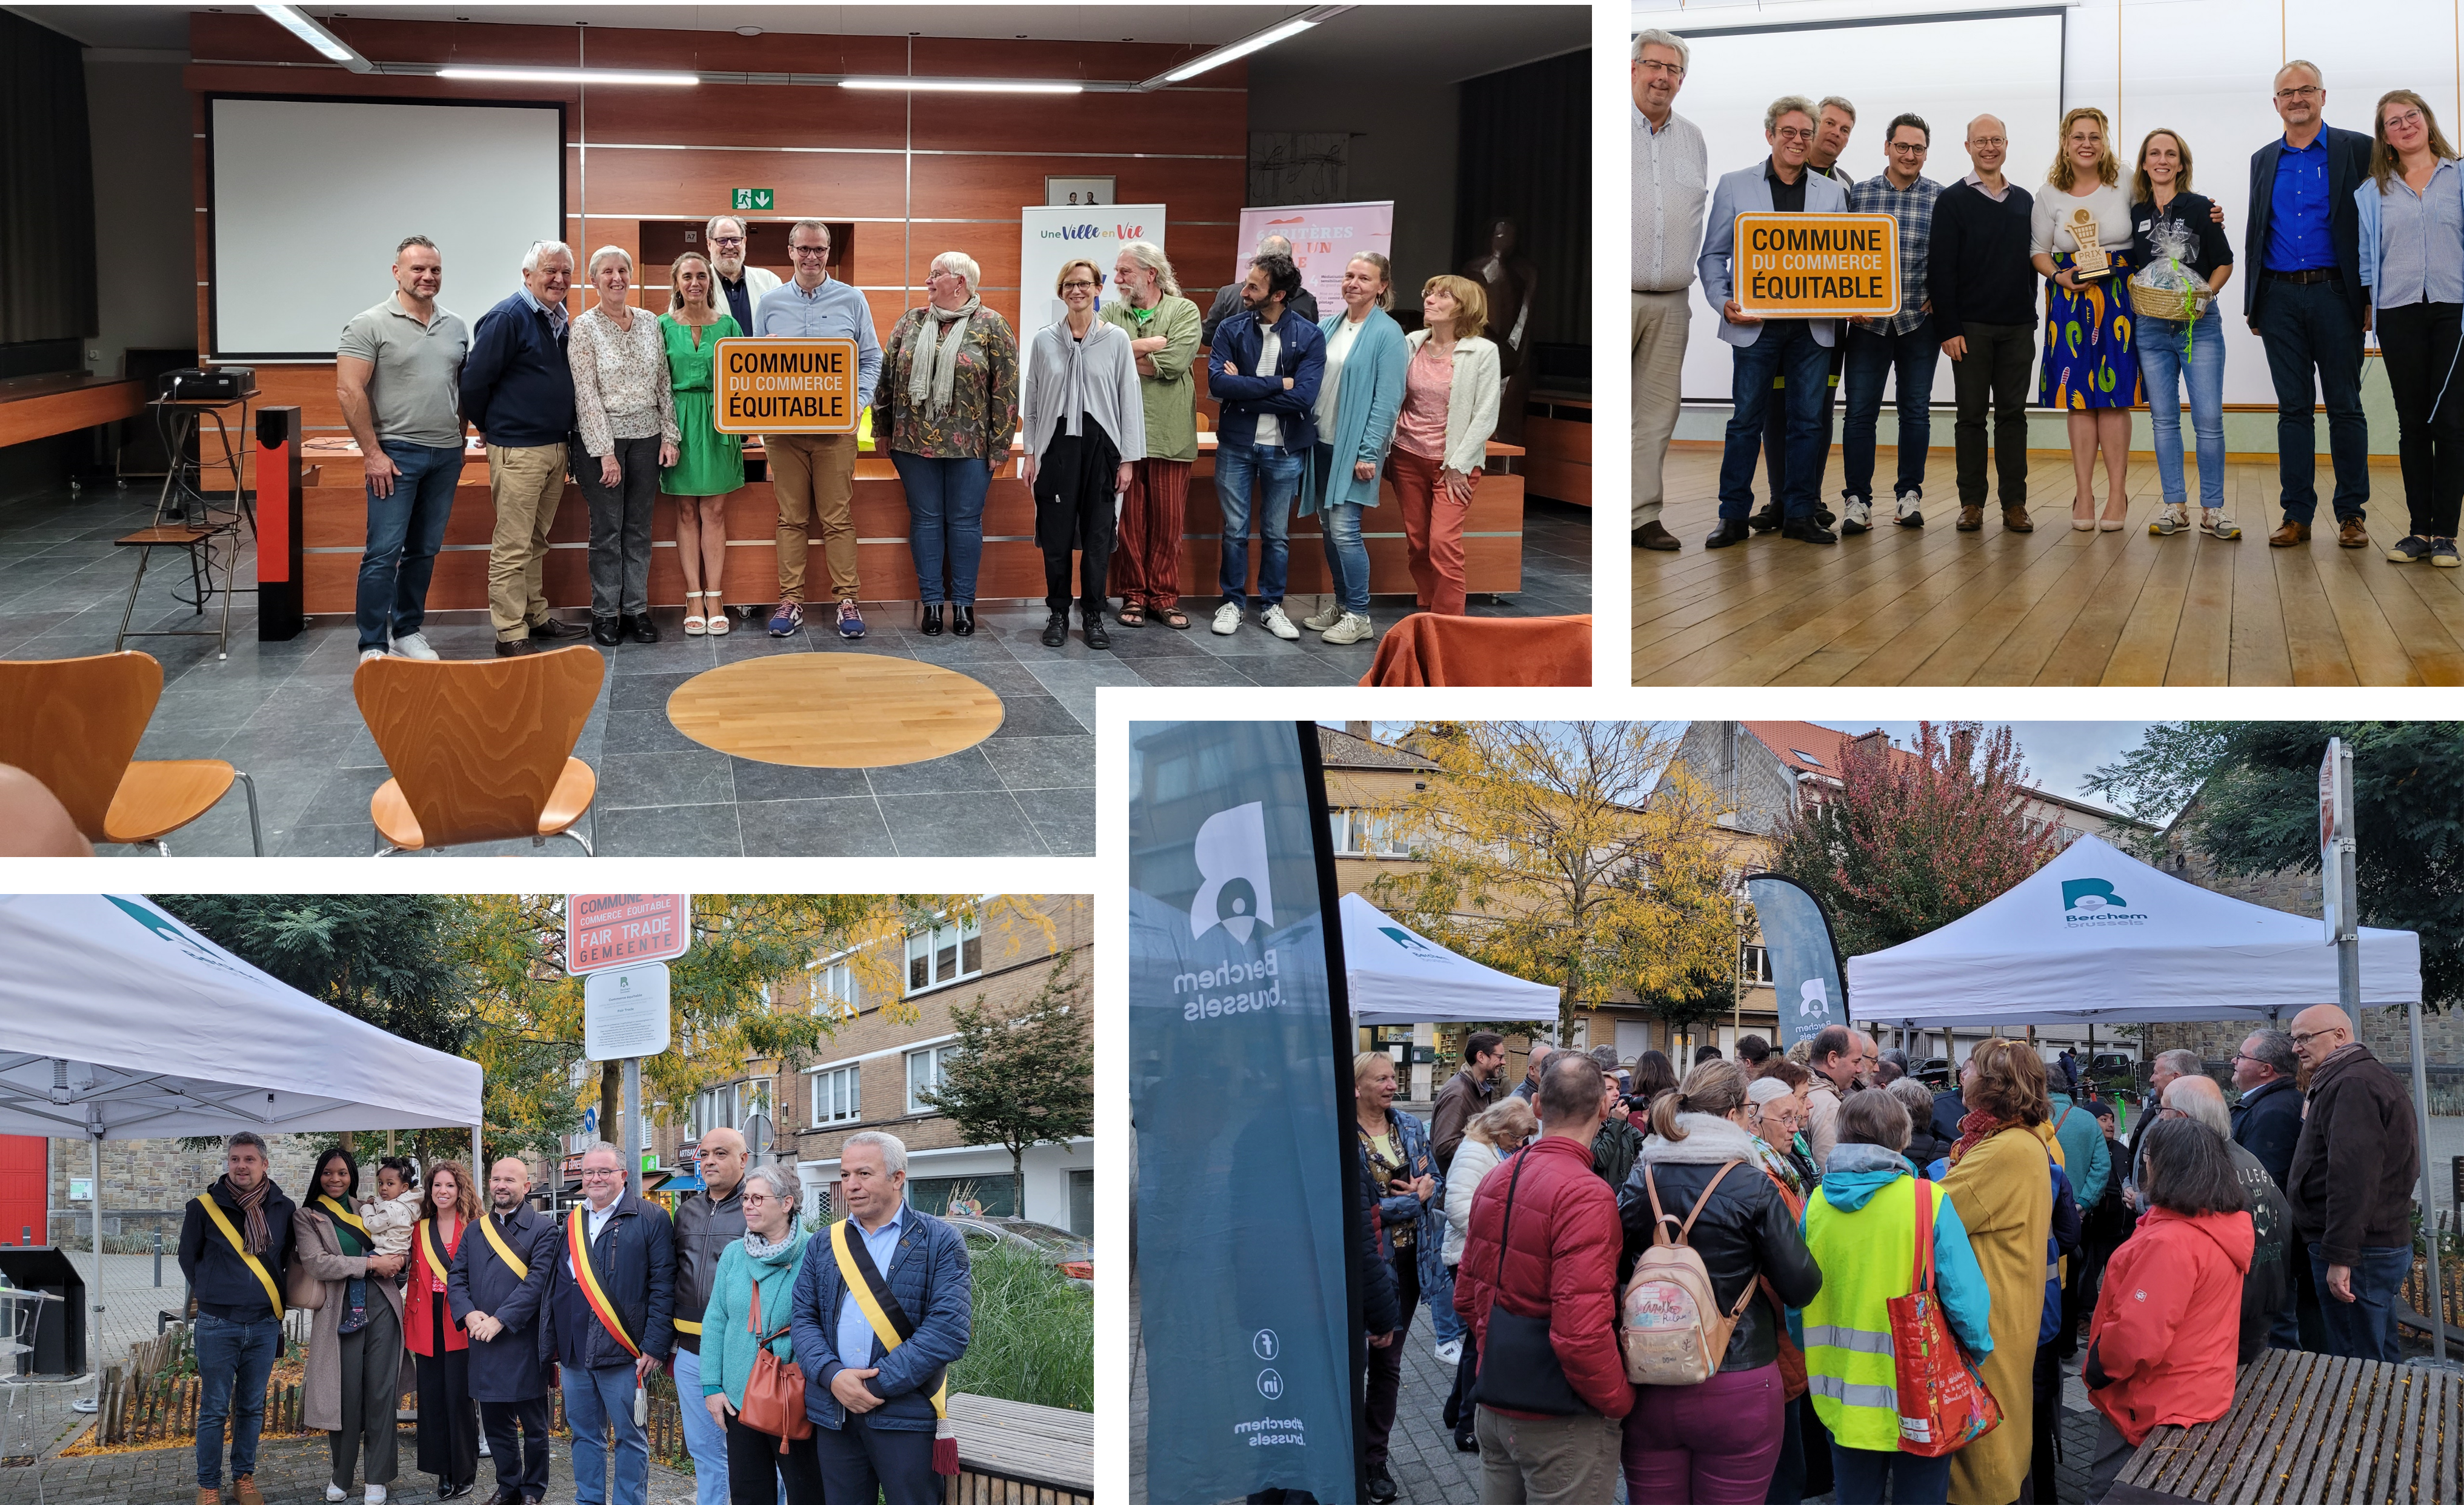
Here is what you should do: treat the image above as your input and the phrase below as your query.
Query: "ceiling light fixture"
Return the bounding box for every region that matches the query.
[254,4,375,72]
[438,65,701,86]
[1153,6,1348,85]
[839,78,1084,94]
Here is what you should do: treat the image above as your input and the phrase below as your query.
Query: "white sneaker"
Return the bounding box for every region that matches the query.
[358,648,387,664]
[390,632,438,660]
[1895,490,1925,528]
[1300,595,1342,631]
[1322,612,1374,645]
[1261,604,1300,640]
[365,1487,387,1505]
[325,1486,346,1503]
[1211,601,1243,635]
[1840,498,1873,535]
[1434,1338,1463,1366]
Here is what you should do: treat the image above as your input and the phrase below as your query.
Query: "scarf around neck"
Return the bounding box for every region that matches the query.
[742,1226,801,1264]
[1946,1108,2023,1167]
[219,1173,273,1255]
[910,296,983,417]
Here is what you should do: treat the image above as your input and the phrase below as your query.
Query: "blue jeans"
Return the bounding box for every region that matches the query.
[1430,1261,1463,1345]
[562,1363,649,1505]
[1319,503,1370,619]
[1828,1441,1951,1505]
[2254,276,2369,522]
[1841,316,1937,502]
[356,440,462,651]
[671,1347,730,1505]
[2139,307,2227,507]
[193,1309,281,1487]
[890,450,993,604]
[1215,438,1303,608]
[2307,1242,2411,1362]
[1721,321,1833,522]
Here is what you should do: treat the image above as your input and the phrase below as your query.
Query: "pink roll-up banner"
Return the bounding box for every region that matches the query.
[1235,201,1395,310]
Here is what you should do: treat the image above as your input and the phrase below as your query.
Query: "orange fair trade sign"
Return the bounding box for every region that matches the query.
[1732,212,1901,319]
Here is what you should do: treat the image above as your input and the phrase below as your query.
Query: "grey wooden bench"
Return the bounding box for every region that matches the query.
[945,1392,1093,1505]
[2107,1348,2458,1504]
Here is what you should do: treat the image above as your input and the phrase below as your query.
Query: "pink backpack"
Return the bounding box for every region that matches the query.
[1621,1161,1757,1387]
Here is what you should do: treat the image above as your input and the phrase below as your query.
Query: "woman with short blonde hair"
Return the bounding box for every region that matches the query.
[570,244,678,642]
[1019,257,1142,648]
[1387,274,1500,616]
[1300,252,1411,643]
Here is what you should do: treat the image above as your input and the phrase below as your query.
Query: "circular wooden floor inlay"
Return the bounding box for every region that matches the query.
[666,653,1005,767]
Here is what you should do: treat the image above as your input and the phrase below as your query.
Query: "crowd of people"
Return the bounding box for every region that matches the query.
[1632,36,2464,566]
[176,1128,970,1505]
[338,215,1506,666]
[1347,1004,2424,1505]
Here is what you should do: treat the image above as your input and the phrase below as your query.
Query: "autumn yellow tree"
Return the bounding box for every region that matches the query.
[1364,722,1742,1039]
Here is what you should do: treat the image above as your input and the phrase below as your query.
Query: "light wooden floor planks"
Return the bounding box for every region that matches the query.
[1632,446,2464,685]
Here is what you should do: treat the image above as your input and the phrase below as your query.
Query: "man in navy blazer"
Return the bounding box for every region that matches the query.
[2245,59,2375,549]
[790,1131,972,1505]
[1699,95,1853,549]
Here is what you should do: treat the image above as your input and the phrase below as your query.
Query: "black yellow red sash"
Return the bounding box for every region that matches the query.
[568,1207,640,1357]
[418,1218,453,1286]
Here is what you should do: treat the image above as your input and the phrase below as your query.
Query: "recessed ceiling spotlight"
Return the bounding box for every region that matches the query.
[734,25,761,36]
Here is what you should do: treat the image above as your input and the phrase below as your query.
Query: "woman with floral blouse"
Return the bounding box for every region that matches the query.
[872,252,1019,637]
[570,245,679,644]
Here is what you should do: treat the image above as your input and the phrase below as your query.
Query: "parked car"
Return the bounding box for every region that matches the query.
[1913,1056,1954,1089]
[942,1216,1092,1289]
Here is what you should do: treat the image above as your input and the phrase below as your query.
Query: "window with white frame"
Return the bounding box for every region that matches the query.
[811,1063,861,1127]
[736,1078,772,1129]
[1741,944,1773,984]
[811,957,858,1019]
[906,918,982,993]
[907,1043,957,1113]
[1328,808,1410,858]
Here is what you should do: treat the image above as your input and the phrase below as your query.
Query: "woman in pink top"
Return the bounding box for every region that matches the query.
[1388,276,1502,615]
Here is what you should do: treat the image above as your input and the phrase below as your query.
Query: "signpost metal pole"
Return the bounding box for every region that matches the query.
[624,1056,643,1203]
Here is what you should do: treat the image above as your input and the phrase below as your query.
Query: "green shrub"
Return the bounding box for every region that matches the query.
[948,1244,1091,1412]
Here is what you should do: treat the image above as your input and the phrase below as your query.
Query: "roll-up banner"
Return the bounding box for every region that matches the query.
[1235,202,1396,311]
[1746,873,1850,1049]
[1130,721,1360,1505]
[1020,204,1167,334]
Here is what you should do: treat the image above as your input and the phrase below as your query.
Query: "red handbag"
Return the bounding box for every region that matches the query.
[1886,1179,2000,1457]
[736,1276,812,1450]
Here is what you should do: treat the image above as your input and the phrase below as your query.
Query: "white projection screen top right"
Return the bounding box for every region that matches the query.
[1650,10,2066,404]
[209,96,564,359]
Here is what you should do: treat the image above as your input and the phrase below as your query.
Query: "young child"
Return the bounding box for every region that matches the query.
[361,1156,422,1269]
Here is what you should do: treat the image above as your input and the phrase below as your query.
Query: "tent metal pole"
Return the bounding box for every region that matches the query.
[74,1133,102,1413]
[2408,996,2446,1362]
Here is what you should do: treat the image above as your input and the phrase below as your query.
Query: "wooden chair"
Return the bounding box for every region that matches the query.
[351,646,603,855]
[0,651,263,855]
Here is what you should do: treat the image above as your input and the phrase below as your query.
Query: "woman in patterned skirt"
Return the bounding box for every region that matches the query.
[2031,106,2142,530]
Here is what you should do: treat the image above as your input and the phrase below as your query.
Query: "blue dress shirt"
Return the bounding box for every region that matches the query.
[834,1207,906,1375]
[752,276,885,409]
[2267,136,2337,272]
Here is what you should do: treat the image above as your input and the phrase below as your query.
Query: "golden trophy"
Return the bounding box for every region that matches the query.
[2068,207,2112,280]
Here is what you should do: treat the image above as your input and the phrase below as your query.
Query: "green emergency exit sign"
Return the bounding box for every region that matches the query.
[732,188,774,211]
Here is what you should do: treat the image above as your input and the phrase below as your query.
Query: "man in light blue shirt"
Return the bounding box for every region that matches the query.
[752,218,884,639]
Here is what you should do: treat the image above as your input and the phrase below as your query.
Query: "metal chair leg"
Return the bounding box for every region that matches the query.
[153,840,168,856]
[558,822,594,856]
[233,769,263,856]
[114,547,153,653]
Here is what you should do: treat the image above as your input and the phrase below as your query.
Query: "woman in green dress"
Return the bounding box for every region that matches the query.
[660,251,744,634]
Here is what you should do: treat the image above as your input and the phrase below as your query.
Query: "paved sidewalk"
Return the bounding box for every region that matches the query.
[16,1427,694,1505]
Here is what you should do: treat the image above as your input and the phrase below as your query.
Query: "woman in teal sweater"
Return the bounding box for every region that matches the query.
[699,1164,821,1505]
[1301,254,1410,646]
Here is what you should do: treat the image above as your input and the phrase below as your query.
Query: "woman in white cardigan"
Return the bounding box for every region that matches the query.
[1438,1096,1535,1453]
[1019,258,1145,650]
[1390,275,1502,615]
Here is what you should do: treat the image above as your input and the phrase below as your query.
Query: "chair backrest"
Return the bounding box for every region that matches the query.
[353,646,603,849]
[0,652,162,839]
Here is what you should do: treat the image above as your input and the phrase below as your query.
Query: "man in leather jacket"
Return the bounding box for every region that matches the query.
[670,1127,748,1505]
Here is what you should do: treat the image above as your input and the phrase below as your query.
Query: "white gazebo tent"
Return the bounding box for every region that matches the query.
[0,894,485,1397]
[1339,893,1559,1026]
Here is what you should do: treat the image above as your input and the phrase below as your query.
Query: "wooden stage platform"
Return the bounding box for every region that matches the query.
[1633,445,2464,686]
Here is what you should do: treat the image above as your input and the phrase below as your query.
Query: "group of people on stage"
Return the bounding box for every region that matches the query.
[179,1128,969,1505]
[339,213,1505,664]
[1633,36,2464,567]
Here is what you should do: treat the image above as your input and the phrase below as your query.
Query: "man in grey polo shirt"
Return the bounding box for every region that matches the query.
[338,234,470,662]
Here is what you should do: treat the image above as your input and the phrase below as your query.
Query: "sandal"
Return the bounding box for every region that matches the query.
[1159,607,1190,630]
[706,595,730,635]
[683,591,709,636]
[1117,603,1147,627]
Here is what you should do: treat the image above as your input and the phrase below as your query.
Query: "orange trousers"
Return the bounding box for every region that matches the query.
[1387,448,1477,616]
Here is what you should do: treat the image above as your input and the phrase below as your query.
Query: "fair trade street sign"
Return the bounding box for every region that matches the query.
[584,962,671,1063]
[567,893,691,975]
[713,338,858,435]
[1731,212,1901,319]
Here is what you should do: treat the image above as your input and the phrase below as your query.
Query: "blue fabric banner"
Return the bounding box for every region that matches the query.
[1746,874,1850,1050]
[1130,721,1357,1505]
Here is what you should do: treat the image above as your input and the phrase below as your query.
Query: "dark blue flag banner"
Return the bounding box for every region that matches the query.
[1131,721,1357,1505]
[1747,873,1850,1050]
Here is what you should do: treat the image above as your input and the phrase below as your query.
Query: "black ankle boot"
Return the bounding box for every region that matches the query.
[919,604,944,636]
[951,604,976,636]
[1084,610,1110,650]
[1041,612,1068,647]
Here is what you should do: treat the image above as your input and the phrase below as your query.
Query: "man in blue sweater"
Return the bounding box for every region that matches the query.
[1207,253,1324,640]
[461,240,587,657]
[178,1132,297,1505]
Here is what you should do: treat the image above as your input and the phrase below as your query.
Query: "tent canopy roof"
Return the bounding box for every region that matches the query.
[1340,893,1558,1026]
[1842,835,2422,1027]
[0,895,485,1140]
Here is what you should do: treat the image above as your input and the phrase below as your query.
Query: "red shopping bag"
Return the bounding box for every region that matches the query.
[1886,1179,2001,1457]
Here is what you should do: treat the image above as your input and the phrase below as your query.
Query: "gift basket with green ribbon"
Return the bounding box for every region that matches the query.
[2125,218,2210,346]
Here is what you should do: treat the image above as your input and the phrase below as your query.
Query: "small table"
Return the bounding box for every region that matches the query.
[2108,1347,2459,1504]
[0,1286,67,1466]
[116,390,258,659]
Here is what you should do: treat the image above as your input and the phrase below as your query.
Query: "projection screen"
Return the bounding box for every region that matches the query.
[208,96,564,359]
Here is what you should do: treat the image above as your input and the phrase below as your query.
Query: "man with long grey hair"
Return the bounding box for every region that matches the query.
[1630,27,1706,556]
[1103,239,1204,628]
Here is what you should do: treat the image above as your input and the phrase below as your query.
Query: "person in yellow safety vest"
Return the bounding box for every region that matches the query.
[1800,1092,1996,1505]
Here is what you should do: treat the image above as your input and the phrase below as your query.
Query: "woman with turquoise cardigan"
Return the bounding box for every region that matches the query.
[1300,253,1410,644]
[698,1164,822,1505]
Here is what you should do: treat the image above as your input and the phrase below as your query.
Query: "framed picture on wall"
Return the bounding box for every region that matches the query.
[1045,175,1115,207]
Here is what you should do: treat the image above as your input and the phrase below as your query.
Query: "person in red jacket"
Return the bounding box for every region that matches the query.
[2082,1120,2253,1504]
[1454,1052,1632,1504]
[404,1161,480,1500]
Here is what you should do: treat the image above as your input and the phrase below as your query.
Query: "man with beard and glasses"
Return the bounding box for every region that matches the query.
[704,216,781,339]
[179,1132,299,1505]
[448,1159,558,1505]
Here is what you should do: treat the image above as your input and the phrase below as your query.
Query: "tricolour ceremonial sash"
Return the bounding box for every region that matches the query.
[195,1194,282,1318]
[478,1213,529,1283]
[316,1195,370,1243]
[830,1219,957,1474]
[568,1207,640,1358]
[419,1218,454,1287]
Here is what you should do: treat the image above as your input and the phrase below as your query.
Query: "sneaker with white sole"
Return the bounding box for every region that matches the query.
[1211,601,1243,635]
[365,1487,387,1505]
[359,648,387,664]
[390,631,438,660]
[1300,595,1343,631]
[325,1487,346,1503]
[1322,612,1374,645]
[2151,505,2193,536]
[1434,1338,1463,1366]
[1895,490,1925,528]
[1839,498,1873,535]
[1261,604,1300,639]
[2200,510,2242,541]
[2387,533,2434,562]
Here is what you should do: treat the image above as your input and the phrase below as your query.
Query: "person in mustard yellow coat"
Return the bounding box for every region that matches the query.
[1936,1039,2056,1505]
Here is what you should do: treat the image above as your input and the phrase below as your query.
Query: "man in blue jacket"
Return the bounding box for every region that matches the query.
[2229,1027,2303,1189]
[544,1143,674,1505]
[2245,61,2375,549]
[461,239,588,658]
[178,1132,297,1505]
[1207,253,1325,642]
[449,1158,558,1505]
[790,1131,972,1505]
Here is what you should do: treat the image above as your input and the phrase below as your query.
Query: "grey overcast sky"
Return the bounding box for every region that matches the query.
[1865,722,2161,807]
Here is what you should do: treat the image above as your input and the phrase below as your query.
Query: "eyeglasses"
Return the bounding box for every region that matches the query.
[1773,126,1816,143]
[1061,279,1099,290]
[789,244,831,257]
[1970,136,2007,149]
[581,1167,622,1178]
[1635,59,1685,77]
[2386,110,2427,131]
[2289,1028,2343,1047]
[1890,142,1928,153]
[2276,85,2323,101]
[710,236,745,248]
